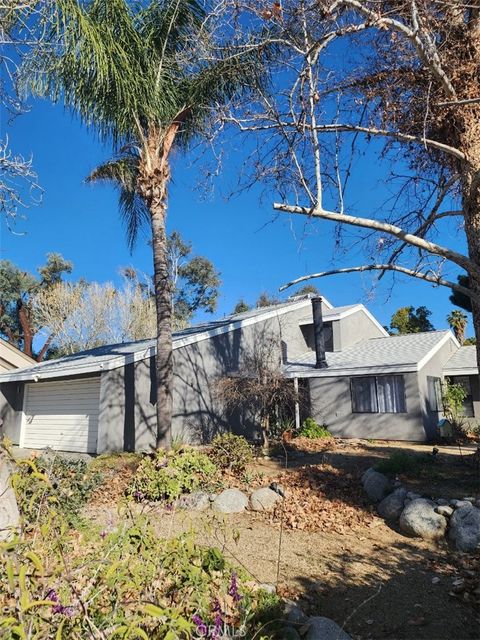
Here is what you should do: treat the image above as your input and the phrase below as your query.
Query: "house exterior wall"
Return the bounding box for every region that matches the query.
[0,341,35,372]
[417,338,458,439]
[0,383,24,444]
[308,371,425,440]
[335,310,386,352]
[97,305,313,452]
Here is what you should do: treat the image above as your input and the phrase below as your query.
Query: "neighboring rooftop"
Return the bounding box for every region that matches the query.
[284,331,455,377]
[443,345,478,375]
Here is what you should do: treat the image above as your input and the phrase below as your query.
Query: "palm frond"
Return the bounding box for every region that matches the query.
[87,153,149,251]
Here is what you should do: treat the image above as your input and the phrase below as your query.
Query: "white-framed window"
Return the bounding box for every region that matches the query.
[351,375,407,414]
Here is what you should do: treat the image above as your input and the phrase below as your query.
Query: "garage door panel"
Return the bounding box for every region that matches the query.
[22,378,100,454]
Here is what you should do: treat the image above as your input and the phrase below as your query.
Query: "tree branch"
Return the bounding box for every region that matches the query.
[311,124,466,161]
[328,0,457,98]
[279,264,480,303]
[273,203,480,278]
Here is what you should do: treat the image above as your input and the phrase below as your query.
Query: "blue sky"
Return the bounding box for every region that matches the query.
[0,97,473,337]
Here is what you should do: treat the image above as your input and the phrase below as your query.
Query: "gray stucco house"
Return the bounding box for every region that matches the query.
[0,295,478,453]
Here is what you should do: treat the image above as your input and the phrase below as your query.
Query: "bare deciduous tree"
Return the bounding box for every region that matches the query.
[32,276,156,356]
[216,334,299,447]
[0,1,44,226]
[226,0,480,369]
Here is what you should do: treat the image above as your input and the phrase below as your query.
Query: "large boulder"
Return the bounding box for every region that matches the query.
[250,487,282,512]
[304,617,352,640]
[449,504,480,552]
[283,600,309,626]
[213,489,249,514]
[0,452,20,541]
[377,487,407,521]
[399,498,447,540]
[362,468,392,503]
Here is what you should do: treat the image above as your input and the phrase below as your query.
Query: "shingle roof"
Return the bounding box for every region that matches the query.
[284,331,454,377]
[443,345,478,374]
[0,296,322,383]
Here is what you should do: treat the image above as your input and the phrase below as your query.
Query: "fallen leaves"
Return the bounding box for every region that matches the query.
[263,463,376,534]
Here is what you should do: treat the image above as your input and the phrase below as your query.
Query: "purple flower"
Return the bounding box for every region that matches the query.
[100,530,107,539]
[52,604,75,617]
[165,502,174,511]
[228,572,241,603]
[210,613,223,639]
[192,614,208,636]
[46,588,58,602]
[133,490,144,501]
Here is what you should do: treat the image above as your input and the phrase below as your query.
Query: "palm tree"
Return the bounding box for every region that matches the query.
[25,0,257,447]
[447,309,468,345]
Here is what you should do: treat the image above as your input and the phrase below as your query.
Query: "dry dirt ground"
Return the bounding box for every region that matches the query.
[85,440,480,640]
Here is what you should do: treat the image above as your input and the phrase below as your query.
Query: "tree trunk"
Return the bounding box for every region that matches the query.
[17,300,33,357]
[151,200,173,448]
[462,164,480,383]
[138,127,178,449]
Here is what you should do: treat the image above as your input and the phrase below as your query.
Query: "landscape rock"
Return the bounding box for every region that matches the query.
[361,467,376,483]
[449,505,480,552]
[304,617,352,640]
[277,627,302,640]
[436,498,450,506]
[213,489,249,513]
[177,491,210,511]
[362,469,392,503]
[377,487,407,521]
[435,505,454,517]
[258,583,276,594]
[0,453,20,542]
[399,498,447,540]
[451,500,474,510]
[250,487,282,512]
[284,600,309,626]
[407,491,422,500]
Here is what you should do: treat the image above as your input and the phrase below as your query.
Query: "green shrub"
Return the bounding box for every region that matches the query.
[209,433,254,474]
[129,447,218,501]
[2,448,280,640]
[298,417,332,439]
[375,450,435,475]
[12,455,102,527]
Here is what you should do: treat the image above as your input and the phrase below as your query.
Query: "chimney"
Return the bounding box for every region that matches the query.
[311,296,328,369]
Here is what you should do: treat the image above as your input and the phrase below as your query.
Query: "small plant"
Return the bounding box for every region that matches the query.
[298,417,332,439]
[129,447,218,501]
[12,454,102,527]
[442,380,468,434]
[375,451,435,475]
[209,433,254,474]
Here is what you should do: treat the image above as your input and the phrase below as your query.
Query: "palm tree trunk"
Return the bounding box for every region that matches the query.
[139,128,178,449]
[151,201,173,448]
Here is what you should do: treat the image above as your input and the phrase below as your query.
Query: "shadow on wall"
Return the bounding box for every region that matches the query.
[109,312,304,450]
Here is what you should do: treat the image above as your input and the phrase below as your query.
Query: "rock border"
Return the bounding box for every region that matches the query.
[361,467,480,552]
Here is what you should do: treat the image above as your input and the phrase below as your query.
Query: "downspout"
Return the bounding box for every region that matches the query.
[294,377,300,432]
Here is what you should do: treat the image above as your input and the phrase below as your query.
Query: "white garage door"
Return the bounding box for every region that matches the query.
[22,378,101,453]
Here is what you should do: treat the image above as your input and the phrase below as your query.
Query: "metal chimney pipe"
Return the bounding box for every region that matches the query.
[312,296,328,369]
